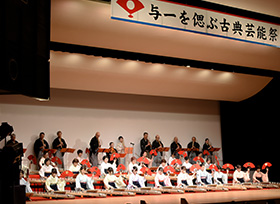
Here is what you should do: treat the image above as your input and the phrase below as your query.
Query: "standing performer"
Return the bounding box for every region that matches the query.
[154,167,172,188]
[89,132,101,167]
[6,133,18,146]
[177,166,194,187]
[107,142,118,165]
[127,166,146,189]
[52,131,67,169]
[233,165,250,184]
[75,165,95,190]
[116,136,126,165]
[140,132,151,156]
[34,132,49,168]
[170,137,182,159]
[187,137,200,164]
[45,168,66,192]
[152,135,164,167]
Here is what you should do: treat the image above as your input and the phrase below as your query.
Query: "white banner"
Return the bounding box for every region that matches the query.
[111,0,280,48]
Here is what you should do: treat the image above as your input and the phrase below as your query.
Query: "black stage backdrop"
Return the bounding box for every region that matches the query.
[220,76,280,182]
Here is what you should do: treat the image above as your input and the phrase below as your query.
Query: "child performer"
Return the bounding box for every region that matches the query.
[213,166,228,184]
[196,164,212,185]
[75,165,95,191]
[157,159,168,172]
[69,158,80,174]
[103,167,126,189]
[39,158,60,179]
[100,156,116,176]
[19,170,33,193]
[253,165,269,183]
[127,166,146,189]
[154,167,172,188]
[76,149,83,163]
[182,156,192,173]
[45,168,66,192]
[128,157,140,175]
[233,165,250,184]
[177,166,194,187]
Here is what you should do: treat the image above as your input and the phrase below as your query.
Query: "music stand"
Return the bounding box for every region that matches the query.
[97,148,110,153]
[60,148,75,153]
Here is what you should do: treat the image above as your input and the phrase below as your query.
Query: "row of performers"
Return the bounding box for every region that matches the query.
[25,155,270,194]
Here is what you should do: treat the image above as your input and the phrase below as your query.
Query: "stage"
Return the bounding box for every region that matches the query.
[28,189,280,204]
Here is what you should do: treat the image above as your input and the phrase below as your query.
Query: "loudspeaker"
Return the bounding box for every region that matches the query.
[0,0,50,99]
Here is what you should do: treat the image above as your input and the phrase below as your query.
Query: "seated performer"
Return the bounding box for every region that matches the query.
[182,156,192,173]
[69,158,81,174]
[205,158,212,170]
[154,167,172,188]
[168,152,176,166]
[39,151,50,169]
[39,158,60,179]
[177,166,194,187]
[76,149,83,163]
[128,157,140,174]
[213,166,228,184]
[142,151,153,168]
[157,159,168,172]
[233,165,250,184]
[100,156,116,176]
[127,166,146,189]
[253,165,269,183]
[75,165,95,190]
[196,164,212,185]
[19,170,33,193]
[45,168,66,192]
[103,167,126,189]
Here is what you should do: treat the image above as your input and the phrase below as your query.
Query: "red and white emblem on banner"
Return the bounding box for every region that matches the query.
[116,0,144,18]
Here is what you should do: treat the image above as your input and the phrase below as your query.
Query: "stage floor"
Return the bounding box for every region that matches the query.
[28,189,280,204]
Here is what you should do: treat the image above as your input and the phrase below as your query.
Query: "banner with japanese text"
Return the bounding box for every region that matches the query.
[111,0,279,48]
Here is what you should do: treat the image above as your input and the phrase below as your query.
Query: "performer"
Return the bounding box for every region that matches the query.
[75,165,95,190]
[6,133,18,146]
[89,132,101,167]
[106,142,118,165]
[127,166,146,189]
[116,136,126,165]
[202,138,212,154]
[19,170,33,193]
[100,156,116,176]
[233,165,250,184]
[140,132,151,156]
[128,157,140,174]
[182,156,192,173]
[76,149,84,163]
[187,137,200,164]
[205,158,212,170]
[142,151,153,168]
[34,132,49,168]
[152,135,164,167]
[252,165,269,183]
[154,167,172,188]
[157,159,167,172]
[39,158,60,179]
[39,151,50,169]
[45,168,66,192]
[177,166,194,187]
[69,158,81,174]
[103,167,126,189]
[52,131,67,169]
[168,153,176,166]
[213,166,228,184]
[170,137,182,159]
[196,164,212,185]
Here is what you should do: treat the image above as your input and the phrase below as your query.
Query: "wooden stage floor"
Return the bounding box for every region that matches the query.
[28,189,280,204]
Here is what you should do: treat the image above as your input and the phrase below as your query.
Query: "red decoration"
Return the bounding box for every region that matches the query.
[150,149,157,156]
[170,159,182,166]
[243,162,255,168]
[163,166,175,173]
[51,156,62,165]
[137,156,150,165]
[116,0,145,18]
[178,151,185,155]
[140,167,152,175]
[81,159,91,168]
[110,153,120,161]
[190,164,201,172]
[60,170,74,178]
[215,155,220,166]
[89,166,101,177]
[203,150,210,155]
[193,156,204,163]
[209,164,218,171]
[262,162,272,170]
[222,163,234,170]
[117,164,126,172]
[27,155,37,164]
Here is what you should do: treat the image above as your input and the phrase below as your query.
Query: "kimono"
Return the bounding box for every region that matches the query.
[75,173,94,190]
[154,173,172,187]
[127,173,146,189]
[45,175,66,191]
[103,174,126,189]
[233,170,250,184]
[213,171,228,184]
[100,162,116,175]
[20,178,33,193]
[196,169,212,185]
[39,165,60,178]
[177,172,194,187]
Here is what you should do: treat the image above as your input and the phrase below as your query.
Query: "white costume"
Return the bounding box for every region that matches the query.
[128,162,141,174]
[233,170,250,184]
[154,173,172,187]
[75,173,94,190]
[103,174,126,189]
[39,165,60,178]
[20,178,33,193]
[45,175,66,191]
[177,172,194,187]
[213,171,228,184]
[100,162,116,175]
[127,173,146,189]
[196,169,212,185]
[69,164,80,173]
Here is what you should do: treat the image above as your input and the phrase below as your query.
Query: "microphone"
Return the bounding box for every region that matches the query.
[130,142,135,145]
